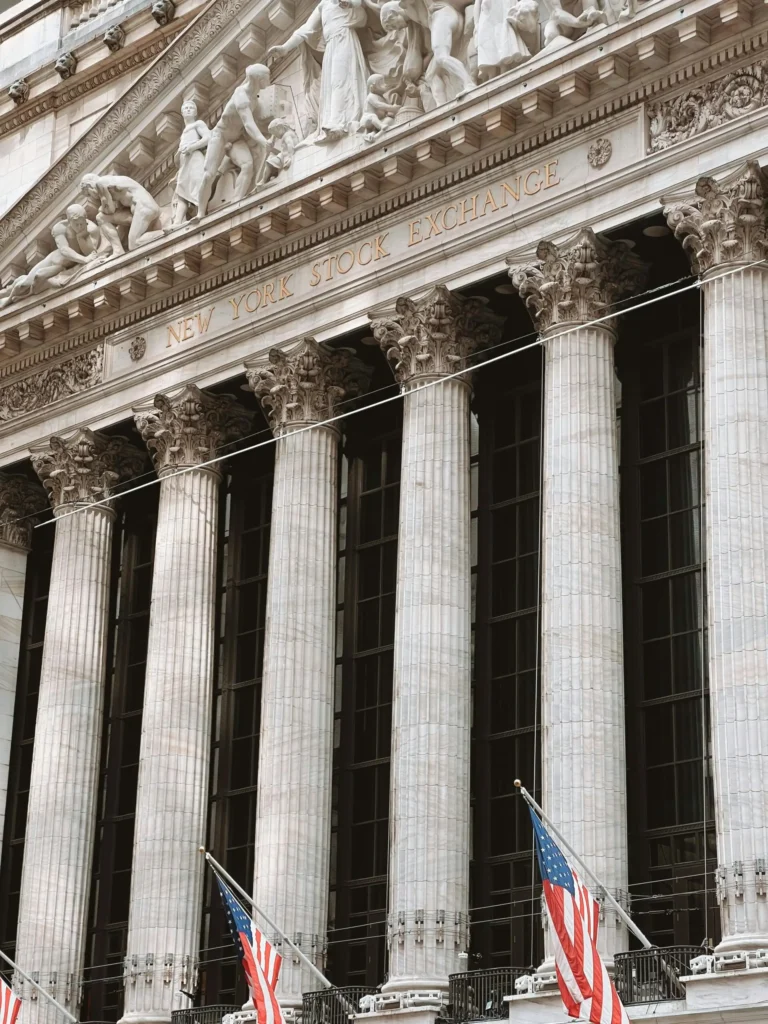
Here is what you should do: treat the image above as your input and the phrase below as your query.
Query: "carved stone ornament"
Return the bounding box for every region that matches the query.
[129,336,147,362]
[588,138,612,169]
[54,52,78,80]
[30,428,146,509]
[648,60,768,154]
[662,160,768,274]
[369,284,503,387]
[103,24,126,52]
[0,345,104,424]
[0,473,46,550]
[8,79,29,105]
[507,228,647,334]
[151,0,175,26]
[134,384,251,475]
[245,337,367,435]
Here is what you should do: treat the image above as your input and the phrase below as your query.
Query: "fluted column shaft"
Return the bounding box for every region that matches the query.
[121,469,220,1021]
[702,266,768,950]
[663,161,768,952]
[370,286,500,997]
[386,376,472,991]
[15,507,114,1020]
[122,386,249,1024]
[246,338,364,1011]
[540,324,627,962]
[15,429,143,1024]
[252,425,338,1007]
[509,230,645,966]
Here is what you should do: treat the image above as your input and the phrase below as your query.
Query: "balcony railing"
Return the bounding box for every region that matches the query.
[448,966,531,1022]
[302,986,377,1024]
[614,946,701,1005]
[171,1006,241,1024]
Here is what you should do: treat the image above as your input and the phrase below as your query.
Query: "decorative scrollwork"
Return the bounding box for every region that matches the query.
[0,346,104,424]
[30,428,145,508]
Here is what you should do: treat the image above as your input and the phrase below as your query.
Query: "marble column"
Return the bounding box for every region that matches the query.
[369,286,501,1000]
[0,473,46,865]
[15,430,145,1024]
[664,160,768,953]
[244,338,365,1013]
[508,230,645,965]
[120,386,250,1024]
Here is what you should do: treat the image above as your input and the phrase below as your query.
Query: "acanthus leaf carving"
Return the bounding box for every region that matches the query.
[369,284,503,386]
[0,473,47,549]
[30,428,146,509]
[245,337,368,435]
[663,160,768,274]
[0,345,104,424]
[507,227,646,334]
[648,61,768,154]
[134,384,251,475]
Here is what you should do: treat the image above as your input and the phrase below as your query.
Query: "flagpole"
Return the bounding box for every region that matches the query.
[0,949,79,1024]
[514,781,654,950]
[201,849,332,991]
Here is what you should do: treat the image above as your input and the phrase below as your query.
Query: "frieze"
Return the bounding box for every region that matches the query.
[0,344,104,423]
[648,60,768,153]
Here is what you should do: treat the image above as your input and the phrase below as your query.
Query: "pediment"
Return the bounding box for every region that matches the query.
[0,0,761,359]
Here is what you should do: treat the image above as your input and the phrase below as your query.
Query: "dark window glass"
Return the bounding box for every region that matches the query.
[472,355,544,971]
[328,408,400,988]
[622,319,718,949]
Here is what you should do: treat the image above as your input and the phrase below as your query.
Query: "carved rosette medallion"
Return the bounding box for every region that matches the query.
[30,428,146,511]
[369,284,503,389]
[245,337,367,436]
[129,336,147,362]
[134,384,251,476]
[0,473,46,549]
[507,228,647,335]
[662,160,768,274]
[588,138,612,169]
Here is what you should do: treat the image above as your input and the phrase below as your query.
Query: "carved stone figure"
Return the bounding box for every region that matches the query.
[151,0,175,25]
[8,79,29,105]
[0,205,102,309]
[172,100,211,225]
[80,172,166,253]
[358,74,400,140]
[540,0,605,52]
[397,0,476,107]
[196,64,271,219]
[267,0,370,143]
[368,2,428,120]
[103,24,126,52]
[474,0,531,82]
[54,52,78,79]
[258,118,299,186]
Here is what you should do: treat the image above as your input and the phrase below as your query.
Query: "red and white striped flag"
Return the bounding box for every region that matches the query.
[530,807,630,1024]
[217,875,285,1024]
[0,976,21,1024]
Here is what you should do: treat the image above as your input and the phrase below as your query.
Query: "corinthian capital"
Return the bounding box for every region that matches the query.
[508,228,647,334]
[134,384,251,475]
[663,160,768,274]
[369,284,502,387]
[0,473,46,549]
[245,337,367,436]
[31,428,146,509]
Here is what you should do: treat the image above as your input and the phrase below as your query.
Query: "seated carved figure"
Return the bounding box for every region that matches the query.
[80,172,166,254]
[0,204,102,309]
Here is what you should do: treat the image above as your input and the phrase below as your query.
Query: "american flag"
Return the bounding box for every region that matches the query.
[529,807,629,1024]
[216,875,285,1024]
[0,976,21,1024]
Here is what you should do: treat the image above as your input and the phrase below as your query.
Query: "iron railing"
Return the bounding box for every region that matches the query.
[302,986,377,1024]
[171,1006,241,1024]
[448,966,530,1022]
[614,946,701,1005]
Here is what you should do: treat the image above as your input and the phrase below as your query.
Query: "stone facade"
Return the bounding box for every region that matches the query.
[0,0,767,1022]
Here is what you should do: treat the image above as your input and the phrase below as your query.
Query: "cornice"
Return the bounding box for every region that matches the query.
[0,34,174,139]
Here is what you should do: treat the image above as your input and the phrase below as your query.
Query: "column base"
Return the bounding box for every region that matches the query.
[355,1002,445,1024]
